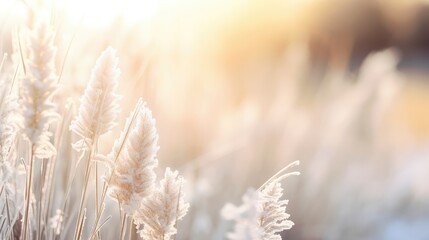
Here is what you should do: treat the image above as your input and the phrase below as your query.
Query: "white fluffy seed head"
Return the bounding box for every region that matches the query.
[134,168,190,240]
[108,103,159,215]
[70,47,121,151]
[107,98,144,170]
[20,22,59,158]
[222,162,299,240]
[258,181,294,240]
[222,184,293,240]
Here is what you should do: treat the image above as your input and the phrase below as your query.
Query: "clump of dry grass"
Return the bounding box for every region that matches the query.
[0,5,309,240]
[0,17,191,239]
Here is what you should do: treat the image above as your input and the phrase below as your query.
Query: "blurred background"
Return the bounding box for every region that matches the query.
[2,0,429,239]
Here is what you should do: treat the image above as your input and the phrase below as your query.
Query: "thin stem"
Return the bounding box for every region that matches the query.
[0,53,7,73]
[93,215,111,237]
[37,159,47,240]
[258,160,300,191]
[88,203,104,240]
[17,28,26,75]
[119,212,127,240]
[9,58,20,94]
[45,103,73,228]
[95,141,100,240]
[57,19,78,84]
[75,208,87,240]
[57,149,85,239]
[22,144,35,240]
[73,141,97,240]
[95,157,99,217]
[128,218,133,240]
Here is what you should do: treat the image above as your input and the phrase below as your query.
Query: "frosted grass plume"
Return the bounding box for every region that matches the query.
[70,47,121,151]
[20,22,59,158]
[108,100,159,215]
[222,161,300,240]
[134,168,190,240]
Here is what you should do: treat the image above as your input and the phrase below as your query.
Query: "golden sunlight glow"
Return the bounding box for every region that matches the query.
[0,0,428,239]
[55,0,161,27]
[0,0,322,28]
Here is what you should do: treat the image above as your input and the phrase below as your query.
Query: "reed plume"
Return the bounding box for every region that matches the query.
[20,22,59,158]
[70,47,121,151]
[222,161,300,240]
[134,168,190,240]
[108,101,159,215]
[258,181,295,240]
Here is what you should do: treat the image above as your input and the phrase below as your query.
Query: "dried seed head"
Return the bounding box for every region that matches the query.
[70,47,121,151]
[222,161,300,240]
[20,22,59,158]
[108,103,159,215]
[134,168,190,240]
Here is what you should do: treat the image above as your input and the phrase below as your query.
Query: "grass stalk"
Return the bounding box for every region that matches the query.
[22,144,35,240]
[37,159,47,240]
[73,140,97,240]
[118,208,126,240]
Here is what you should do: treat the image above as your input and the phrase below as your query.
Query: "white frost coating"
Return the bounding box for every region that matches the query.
[108,102,159,215]
[20,22,59,158]
[70,47,121,151]
[134,168,190,240]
